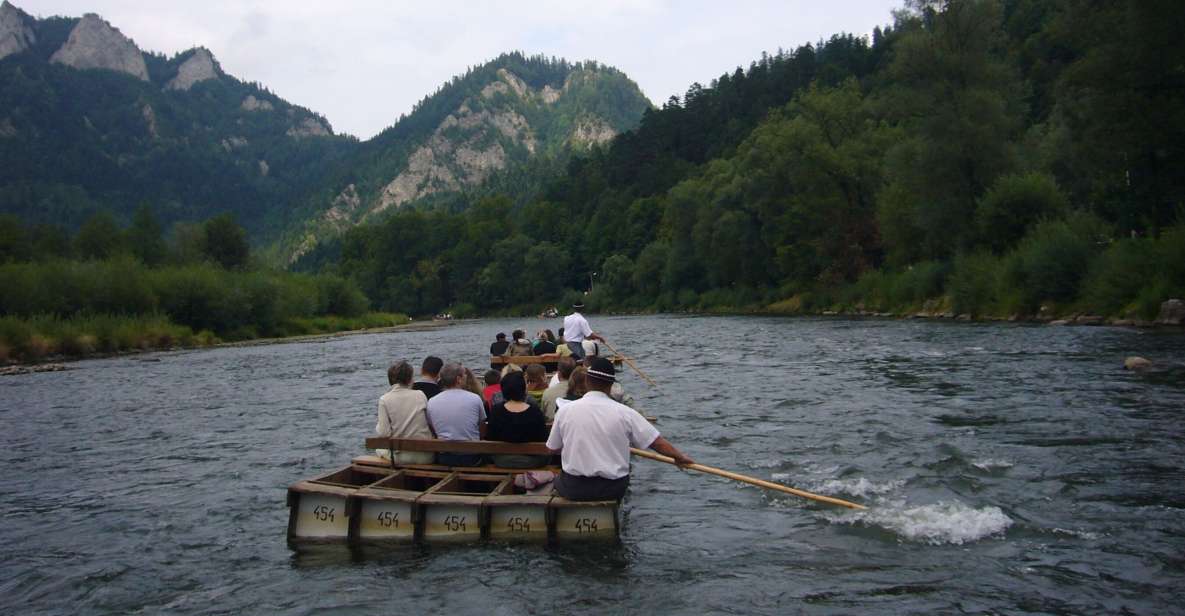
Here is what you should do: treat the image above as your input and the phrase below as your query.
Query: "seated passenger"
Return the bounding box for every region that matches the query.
[425,363,487,467]
[482,369,503,409]
[555,366,588,411]
[542,357,576,420]
[533,329,558,371]
[374,360,435,464]
[508,329,534,356]
[489,332,510,369]
[486,372,550,468]
[463,367,484,397]
[524,364,548,405]
[413,356,444,399]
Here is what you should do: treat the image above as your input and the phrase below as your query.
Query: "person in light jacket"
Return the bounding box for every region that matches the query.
[374,360,435,464]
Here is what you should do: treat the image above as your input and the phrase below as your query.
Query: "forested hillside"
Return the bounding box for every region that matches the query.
[0,3,353,240]
[332,0,1185,322]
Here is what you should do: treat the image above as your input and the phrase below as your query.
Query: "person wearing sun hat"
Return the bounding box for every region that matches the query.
[545,358,694,501]
[562,300,602,361]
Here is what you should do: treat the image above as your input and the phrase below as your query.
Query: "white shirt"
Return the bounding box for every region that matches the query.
[562,311,593,343]
[546,391,660,480]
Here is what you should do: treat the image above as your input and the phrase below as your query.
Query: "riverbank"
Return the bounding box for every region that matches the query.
[0,312,419,368]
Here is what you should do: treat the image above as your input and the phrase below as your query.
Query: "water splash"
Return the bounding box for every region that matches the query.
[971,458,1014,471]
[834,501,1012,545]
[792,476,904,498]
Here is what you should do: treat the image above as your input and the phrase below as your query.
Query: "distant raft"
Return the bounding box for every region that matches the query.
[286,440,620,544]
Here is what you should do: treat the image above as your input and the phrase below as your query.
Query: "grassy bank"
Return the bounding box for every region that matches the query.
[0,311,411,363]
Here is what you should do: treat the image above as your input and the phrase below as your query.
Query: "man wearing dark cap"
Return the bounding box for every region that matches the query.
[489,333,510,369]
[562,301,603,361]
[546,358,693,501]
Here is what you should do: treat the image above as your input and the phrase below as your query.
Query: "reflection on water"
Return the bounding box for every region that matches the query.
[1,316,1184,614]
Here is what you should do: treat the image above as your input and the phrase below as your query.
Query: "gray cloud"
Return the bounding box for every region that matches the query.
[22,1,900,139]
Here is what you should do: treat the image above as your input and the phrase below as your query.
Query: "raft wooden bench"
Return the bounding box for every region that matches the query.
[286,438,620,544]
[491,353,625,368]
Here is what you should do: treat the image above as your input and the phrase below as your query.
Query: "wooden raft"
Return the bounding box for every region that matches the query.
[287,438,619,544]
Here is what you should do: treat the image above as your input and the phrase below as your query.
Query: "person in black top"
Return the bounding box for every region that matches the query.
[532,329,558,371]
[412,356,443,399]
[486,371,550,468]
[489,333,510,369]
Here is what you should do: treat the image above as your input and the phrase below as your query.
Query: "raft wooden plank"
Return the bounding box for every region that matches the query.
[372,461,561,474]
[364,437,552,455]
[491,354,624,366]
[288,480,358,497]
[551,497,620,540]
[290,491,351,540]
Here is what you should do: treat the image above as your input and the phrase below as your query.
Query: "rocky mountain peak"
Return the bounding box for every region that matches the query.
[166,47,220,91]
[0,1,34,61]
[50,13,148,81]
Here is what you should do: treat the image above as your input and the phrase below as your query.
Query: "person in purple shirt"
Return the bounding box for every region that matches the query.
[425,362,487,467]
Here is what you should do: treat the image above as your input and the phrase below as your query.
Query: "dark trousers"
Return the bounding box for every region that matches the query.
[567,341,585,360]
[555,471,629,501]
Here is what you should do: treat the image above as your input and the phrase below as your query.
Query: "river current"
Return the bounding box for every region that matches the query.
[1,315,1183,614]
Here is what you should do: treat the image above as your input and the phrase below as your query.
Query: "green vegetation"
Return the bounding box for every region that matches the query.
[315,0,1185,322]
[0,212,406,363]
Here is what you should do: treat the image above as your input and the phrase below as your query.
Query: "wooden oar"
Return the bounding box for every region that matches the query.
[630,448,867,510]
[599,338,662,391]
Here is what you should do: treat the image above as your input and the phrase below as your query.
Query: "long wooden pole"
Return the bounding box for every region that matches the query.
[630,448,867,510]
[600,339,662,390]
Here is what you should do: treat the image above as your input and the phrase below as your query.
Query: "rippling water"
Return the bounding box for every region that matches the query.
[2,316,1184,614]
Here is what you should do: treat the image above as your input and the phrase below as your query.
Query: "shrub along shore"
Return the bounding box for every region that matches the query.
[0,258,409,364]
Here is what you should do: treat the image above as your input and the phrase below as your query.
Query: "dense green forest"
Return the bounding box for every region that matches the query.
[324,0,1185,320]
[0,211,406,362]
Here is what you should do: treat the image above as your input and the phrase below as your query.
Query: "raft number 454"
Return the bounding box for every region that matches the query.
[574,517,598,533]
[312,505,336,523]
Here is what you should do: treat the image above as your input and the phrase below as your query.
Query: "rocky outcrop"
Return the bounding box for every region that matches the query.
[540,85,561,104]
[286,116,331,138]
[258,160,269,177]
[373,101,535,213]
[569,115,616,147]
[166,48,219,91]
[50,14,148,81]
[1156,299,1185,326]
[141,103,158,139]
[241,95,274,112]
[220,136,247,151]
[1124,356,1152,371]
[0,1,34,61]
[322,184,364,228]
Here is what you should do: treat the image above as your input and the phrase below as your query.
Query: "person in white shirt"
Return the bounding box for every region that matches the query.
[546,358,693,501]
[374,360,435,464]
[561,301,603,361]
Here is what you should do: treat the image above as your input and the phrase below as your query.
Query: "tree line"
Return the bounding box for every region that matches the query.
[0,210,400,362]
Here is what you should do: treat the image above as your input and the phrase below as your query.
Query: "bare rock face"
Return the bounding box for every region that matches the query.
[569,115,616,147]
[241,95,274,112]
[1156,298,1185,325]
[286,116,331,138]
[166,48,219,91]
[258,160,269,177]
[141,103,158,139]
[0,1,34,61]
[1124,356,1152,371]
[51,13,148,81]
[540,85,561,104]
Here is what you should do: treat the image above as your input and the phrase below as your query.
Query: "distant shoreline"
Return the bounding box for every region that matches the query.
[0,320,453,375]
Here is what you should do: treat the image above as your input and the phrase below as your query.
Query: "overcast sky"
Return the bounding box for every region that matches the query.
[21,1,901,139]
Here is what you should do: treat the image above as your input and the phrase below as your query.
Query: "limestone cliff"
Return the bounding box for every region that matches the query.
[0,1,33,61]
[166,48,220,91]
[282,54,652,263]
[50,13,148,81]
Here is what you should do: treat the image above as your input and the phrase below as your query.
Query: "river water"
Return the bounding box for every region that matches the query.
[2,315,1184,614]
